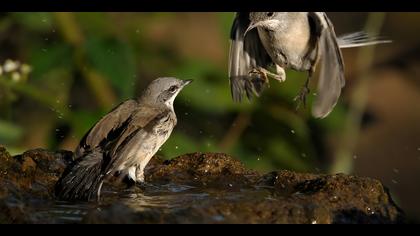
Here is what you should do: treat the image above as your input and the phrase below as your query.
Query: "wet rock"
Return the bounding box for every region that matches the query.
[0,147,405,224]
[145,152,260,188]
[0,146,72,223]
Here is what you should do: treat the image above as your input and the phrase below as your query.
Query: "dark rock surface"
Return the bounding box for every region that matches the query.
[0,146,405,224]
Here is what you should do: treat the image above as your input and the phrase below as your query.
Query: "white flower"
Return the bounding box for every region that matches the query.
[11,72,21,82]
[21,64,32,75]
[3,59,20,72]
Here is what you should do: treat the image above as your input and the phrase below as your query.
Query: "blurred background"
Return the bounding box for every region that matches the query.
[0,12,419,221]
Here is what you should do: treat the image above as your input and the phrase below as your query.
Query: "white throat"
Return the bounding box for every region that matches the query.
[164,90,181,111]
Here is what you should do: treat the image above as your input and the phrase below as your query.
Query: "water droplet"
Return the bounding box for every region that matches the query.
[175,146,178,150]
[257,157,260,161]
[290,129,295,134]
[301,153,307,158]
[311,220,317,224]
[42,48,47,52]
[44,38,49,41]
[417,147,420,151]
[199,130,203,134]
[393,168,399,174]
[184,112,189,116]
[228,184,233,187]
[135,29,140,34]
[205,89,210,94]
[353,155,358,160]
[68,104,72,108]
[56,99,60,104]
[55,129,60,132]
[391,179,398,184]
[41,18,47,23]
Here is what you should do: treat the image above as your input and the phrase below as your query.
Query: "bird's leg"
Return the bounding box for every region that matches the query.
[274,65,286,83]
[249,66,286,87]
[294,70,312,109]
[135,165,145,183]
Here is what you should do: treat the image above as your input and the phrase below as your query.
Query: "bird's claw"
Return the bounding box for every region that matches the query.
[294,86,310,110]
[249,68,270,86]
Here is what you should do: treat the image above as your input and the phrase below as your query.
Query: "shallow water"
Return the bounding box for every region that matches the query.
[30,183,275,223]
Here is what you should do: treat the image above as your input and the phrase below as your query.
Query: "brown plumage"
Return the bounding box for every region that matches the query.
[55,77,191,201]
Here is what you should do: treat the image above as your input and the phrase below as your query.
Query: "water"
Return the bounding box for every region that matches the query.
[29,183,274,223]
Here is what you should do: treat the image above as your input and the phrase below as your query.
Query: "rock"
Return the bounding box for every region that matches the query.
[145,152,260,188]
[0,146,73,223]
[0,147,405,224]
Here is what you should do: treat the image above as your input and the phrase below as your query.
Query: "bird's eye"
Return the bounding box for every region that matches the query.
[169,86,178,93]
[266,12,274,17]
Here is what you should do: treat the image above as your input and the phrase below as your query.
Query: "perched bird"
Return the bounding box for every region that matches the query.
[55,77,192,201]
[229,12,390,118]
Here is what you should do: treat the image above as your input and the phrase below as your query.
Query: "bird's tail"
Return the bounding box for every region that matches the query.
[230,76,268,102]
[337,31,392,49]
[55,150,105,201]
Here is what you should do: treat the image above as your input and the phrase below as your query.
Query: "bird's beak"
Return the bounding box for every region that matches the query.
[244,23,259,37]
[182,79,193,86]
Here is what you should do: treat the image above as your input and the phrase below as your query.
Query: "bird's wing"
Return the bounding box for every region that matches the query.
[75,99,139,158]
[229,12,273,102]
[308,12,346,118]
[104,109,173,174]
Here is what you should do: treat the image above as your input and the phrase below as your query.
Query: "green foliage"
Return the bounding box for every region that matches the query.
[85,37,137,99]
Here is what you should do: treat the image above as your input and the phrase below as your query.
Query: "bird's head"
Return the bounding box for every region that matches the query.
[139,77,192,109]
[244,12,283,36]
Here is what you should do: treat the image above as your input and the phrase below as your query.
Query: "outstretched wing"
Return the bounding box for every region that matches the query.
[75,99,139,158]
[229,12,273,102]
[308,12,346,118]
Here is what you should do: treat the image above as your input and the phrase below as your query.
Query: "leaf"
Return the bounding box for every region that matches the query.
[85,37,137,99]
[28,43,73,80]
[12,12,53,31]
[0,119,23,144]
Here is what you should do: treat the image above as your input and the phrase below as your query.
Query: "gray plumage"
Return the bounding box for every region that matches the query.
[55,77,192,201]
[229,12,391,118]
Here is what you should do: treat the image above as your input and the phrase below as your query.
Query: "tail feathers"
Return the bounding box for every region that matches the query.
[55,150,105,201]
[230,76,268,102]
[337,31,392,49]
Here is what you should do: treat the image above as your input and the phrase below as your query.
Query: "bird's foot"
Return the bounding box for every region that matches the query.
[249,67,286,85]
[294,86,310,109]
[249,68,270,86]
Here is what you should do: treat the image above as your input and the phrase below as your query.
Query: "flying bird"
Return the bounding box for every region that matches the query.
[229,12,390,118]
